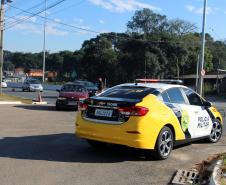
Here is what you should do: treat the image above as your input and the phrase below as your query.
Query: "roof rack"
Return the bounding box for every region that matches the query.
[136,79,183,85]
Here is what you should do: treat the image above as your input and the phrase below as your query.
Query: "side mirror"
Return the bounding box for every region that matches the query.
[56,89,60,93]
[203,101,212,108]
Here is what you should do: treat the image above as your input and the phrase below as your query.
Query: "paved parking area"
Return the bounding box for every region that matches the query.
[0,104,225,185]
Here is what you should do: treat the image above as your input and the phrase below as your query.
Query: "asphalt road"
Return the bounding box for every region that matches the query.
[0,104,225,185]
[2,87,58,104]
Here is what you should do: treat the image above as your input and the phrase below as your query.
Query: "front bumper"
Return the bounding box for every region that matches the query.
[30,86,43,91]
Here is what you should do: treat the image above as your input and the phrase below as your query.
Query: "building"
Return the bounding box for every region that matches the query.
[183,70,226,93]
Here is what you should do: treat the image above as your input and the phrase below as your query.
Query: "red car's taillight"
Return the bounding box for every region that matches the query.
[118,106,149,116]
[78,102,88,111]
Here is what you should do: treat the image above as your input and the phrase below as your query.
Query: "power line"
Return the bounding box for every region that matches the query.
[6,3,100,34]
[6,0,67,29]
[5,15,86,35]
[49,0,85,16]
[5,0,51,18]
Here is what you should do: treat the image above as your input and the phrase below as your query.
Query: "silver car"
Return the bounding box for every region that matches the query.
[22,79,43,92]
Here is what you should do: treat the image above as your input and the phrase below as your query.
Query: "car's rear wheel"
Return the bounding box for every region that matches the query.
[208,119,222,143]
[154,126,174,160]
[87,140,106,150]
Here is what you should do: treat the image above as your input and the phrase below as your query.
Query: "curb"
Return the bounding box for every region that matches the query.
[32,101,48,105]
[0,101,22,105]
[209,160,222,185]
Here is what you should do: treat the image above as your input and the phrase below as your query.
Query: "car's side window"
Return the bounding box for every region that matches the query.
[182,88,203,106]
[166,88,186,104]
[161,91,171,103]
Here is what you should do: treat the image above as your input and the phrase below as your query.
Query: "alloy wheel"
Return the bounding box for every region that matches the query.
[210,121,222,142]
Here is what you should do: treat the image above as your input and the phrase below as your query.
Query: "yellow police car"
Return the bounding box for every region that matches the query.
[75,81,223,159]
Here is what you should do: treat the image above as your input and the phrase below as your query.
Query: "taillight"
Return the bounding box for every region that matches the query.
[118,106,149,116]
[78,102,88,111]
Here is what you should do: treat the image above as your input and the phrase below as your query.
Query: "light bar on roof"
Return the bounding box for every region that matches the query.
[136,79,183,85]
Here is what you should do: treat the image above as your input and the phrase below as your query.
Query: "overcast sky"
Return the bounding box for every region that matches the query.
[4,0,226,52]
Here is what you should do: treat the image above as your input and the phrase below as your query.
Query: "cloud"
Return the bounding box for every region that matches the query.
[7,16,68,36]
[185,5,218,15]
[88,0,161,13]
[99,19,105,24]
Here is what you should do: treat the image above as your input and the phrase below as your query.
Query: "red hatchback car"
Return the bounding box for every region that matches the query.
[56,83,89,110]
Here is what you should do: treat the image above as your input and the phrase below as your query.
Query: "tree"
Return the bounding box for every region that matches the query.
[127,8,169,36]
[168,19,197,37]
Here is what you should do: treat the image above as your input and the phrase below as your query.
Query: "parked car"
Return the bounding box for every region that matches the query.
[22,79,43,92]
[1,81,7,88]
[56,83,89,110]
[74,80,98,96]
[76,82,223,160]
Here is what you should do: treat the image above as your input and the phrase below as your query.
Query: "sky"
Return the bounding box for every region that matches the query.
[4,0,226,53]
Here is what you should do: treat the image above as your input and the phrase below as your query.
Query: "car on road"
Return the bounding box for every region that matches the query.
[74,80,98,96]
[56,83,89,110]
[76,82,223,160]
[22,79,43,92]
[1,81,7,88]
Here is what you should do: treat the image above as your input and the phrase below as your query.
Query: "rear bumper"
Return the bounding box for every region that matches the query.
[76,113,159,149]
[56,99,78,109]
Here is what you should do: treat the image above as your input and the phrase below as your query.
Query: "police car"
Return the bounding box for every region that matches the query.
[75,80,223,159]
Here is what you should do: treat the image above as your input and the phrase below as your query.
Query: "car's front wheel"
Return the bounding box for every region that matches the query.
[154,126,174,160]
[208,119,222,143]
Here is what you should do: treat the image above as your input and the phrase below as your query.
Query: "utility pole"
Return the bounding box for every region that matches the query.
[197,0,207,95]
[42,0,46,83]
[0,0,5,96]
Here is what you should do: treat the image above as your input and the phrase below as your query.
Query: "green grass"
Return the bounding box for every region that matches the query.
[0,93,32,104]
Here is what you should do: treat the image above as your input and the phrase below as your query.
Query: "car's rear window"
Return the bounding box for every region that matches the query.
[61,85,86,92]
[99,86,159,99]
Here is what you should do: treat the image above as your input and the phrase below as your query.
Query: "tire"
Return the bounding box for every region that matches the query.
[55,105,62,111]
[86,140,106,150]
[154,126,174,160]
[208,119,222,143]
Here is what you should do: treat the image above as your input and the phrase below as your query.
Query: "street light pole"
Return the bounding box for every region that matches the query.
[0,0,5,96]
[197,0,207,95]
[42,0,46,83]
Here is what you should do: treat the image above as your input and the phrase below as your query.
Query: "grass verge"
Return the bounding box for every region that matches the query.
[0,93,32,104]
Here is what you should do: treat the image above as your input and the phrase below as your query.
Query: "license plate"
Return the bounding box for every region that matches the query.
[68,101,78,106]
[95,109,113,117]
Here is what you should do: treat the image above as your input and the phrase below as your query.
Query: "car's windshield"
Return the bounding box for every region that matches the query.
[99,86,159,99]
[75,81,96,87]
[28,80,40,84]
[61,84,86,92]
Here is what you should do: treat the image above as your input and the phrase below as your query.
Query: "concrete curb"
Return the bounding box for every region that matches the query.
[209,160,222,185]
[0,101,22,105]
[32,101,48,105]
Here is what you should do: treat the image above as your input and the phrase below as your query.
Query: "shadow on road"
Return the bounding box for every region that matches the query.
[0,133,224,163]
[0,133,161,163]
[14,105,57,112]
[42,95,58,99]
[14,105,77,112]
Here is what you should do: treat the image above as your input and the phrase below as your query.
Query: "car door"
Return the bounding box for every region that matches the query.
[163,87,196,139]
[181,88,213,138]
